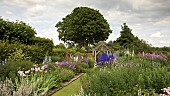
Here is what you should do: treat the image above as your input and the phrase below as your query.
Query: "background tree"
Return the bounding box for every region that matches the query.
[56,7,112,48]
[116,23,136,50]
[0,17,36,44]
[55,43,66,49]
[114,23,151,52]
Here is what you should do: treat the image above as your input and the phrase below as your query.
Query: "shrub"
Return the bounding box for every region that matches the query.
[0,41,48,64]
[14,71,60,96]
[74,58,89,73]
[51,56,64,62]
[23,45,46,63]
[0,78,15,96]
[29,37,54,56]
[0,60,33,81]
[59,68,75,82]
[87,57,95,68]
[52,48,66,57]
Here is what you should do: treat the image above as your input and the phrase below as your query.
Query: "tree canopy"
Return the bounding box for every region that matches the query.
[0,17,36,44]
[114,23,151,52]
[116,23,136,49]
[56,7,112,48]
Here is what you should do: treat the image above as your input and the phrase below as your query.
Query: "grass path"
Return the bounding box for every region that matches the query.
[52,77,81,96]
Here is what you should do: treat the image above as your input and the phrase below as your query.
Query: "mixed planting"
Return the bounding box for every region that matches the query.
[80,53,170,96]
[0,48,95,96]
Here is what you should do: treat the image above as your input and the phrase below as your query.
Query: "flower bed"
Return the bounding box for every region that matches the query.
[80,56,170,96]
[0,54,95,96]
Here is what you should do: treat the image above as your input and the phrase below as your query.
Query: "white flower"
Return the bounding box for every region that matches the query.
[25,70,30,74]
[18,71,26,76]
[31,68,35,71]
[35,67,41,71]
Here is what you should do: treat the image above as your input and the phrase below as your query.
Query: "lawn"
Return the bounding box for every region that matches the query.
[52,78,81,96]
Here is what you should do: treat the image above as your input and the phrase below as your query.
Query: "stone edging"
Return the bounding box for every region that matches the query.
[47,73,84,96]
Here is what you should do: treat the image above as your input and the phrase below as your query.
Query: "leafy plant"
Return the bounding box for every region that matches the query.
[81,58,170,95]
[0,78,15,96]
[0,60,33,81]
[60,68,75,82]
[51,56,64,62]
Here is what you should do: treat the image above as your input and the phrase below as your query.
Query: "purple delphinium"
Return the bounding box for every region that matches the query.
[80,58,88,64]
[56,62,76,70]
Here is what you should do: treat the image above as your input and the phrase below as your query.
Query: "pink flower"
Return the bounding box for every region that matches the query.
[161,87,170,96]
[41,64,48,70]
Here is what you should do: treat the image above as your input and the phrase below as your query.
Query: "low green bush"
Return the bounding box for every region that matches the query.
[23,45,46,63]
[74,59,89,73]
[0,60,33,81]
[59,68,75,82]
[51,56,64,62]
[87,57,95,68]
[52,48,66,57]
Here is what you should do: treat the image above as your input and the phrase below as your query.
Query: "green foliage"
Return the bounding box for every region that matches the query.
[29,37,54,55]
[8,48,29,61]
[0,17,36,44]
[55,43,66,49]
[75,62,89,73]
[56,7,112,47]
[0,40,48,64]
[0,60,33,81]
[0,40,19,61]
[51,56,64,62]
[87,57,95,68]
[76,47,86,53]
[67,48,76,54]
[113,23,151,52]
[14,71,61,96]
[59,68,75,82]
[23,45,46,63]
[52,48,67,57]
[116,23,135,49]
[81,59,170,95]
[0,17,54,63]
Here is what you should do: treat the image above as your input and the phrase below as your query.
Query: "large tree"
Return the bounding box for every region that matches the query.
[116,23,136,49]
[115,23,151,52]
[56,7,112,47]
[0,17,36,44]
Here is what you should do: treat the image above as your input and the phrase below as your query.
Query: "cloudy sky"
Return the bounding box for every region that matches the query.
[0,0,170,47]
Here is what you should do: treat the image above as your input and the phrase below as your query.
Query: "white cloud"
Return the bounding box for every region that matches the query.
[160,41,170,44]
[150,32,165,37]
[5,11,13,15]
[3,0,46,8]
[26,4,46,17]
[125,0,152,10]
